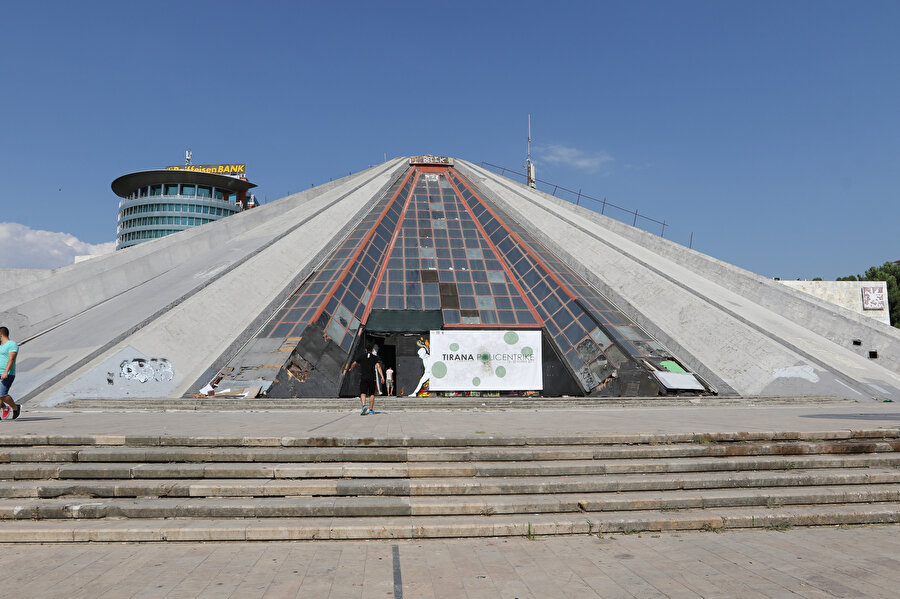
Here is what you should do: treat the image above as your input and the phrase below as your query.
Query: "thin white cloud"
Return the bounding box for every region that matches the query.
[536,144,614,173]
[0,222,115,269]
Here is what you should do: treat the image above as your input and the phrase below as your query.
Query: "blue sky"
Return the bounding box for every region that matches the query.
[1,1,897,279]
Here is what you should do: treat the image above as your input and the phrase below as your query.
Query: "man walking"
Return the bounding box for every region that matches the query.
[0,327,21,420]
[345,344,384,415]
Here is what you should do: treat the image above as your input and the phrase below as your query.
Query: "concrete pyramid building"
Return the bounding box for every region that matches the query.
[4,157,900,406]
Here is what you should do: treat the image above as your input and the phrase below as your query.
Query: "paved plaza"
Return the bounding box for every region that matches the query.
[0,525,897,598]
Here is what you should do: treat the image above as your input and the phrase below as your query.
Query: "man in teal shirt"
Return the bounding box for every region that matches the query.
[0,326,21,419]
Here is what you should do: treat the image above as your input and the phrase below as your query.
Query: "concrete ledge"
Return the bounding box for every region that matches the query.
[54,395,856,411]
[1,430,898,449]
[1,485,898,520]
[7,453,899,481]
[0,504,897,542]
[2,468,898,499]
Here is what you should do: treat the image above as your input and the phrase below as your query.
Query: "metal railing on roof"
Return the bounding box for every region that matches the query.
[479,161,694,248]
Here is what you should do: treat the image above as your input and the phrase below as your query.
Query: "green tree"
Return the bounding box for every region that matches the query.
[838,261,900,328]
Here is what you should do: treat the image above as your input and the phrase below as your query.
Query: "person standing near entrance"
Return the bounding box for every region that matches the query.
[0,327,22,420]
[385,365,394,396]
[345,344,384,415]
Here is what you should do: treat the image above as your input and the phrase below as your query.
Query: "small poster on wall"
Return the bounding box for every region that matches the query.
[424,330,543,391]
[862,286,886,310]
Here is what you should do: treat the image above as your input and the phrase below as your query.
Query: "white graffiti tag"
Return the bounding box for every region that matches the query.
[119,359,174,383]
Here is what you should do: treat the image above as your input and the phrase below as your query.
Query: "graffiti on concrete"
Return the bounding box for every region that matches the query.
[579,365,598,390]
[119,358,175,383]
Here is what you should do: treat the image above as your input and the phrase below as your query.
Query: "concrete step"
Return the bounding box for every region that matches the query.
[0,503,896,542]
[57,395,855,411]
[1,484,898,520]
[2,429,895,449]
[2,468,898,499]
[4,439,898,464]
[3,453,899,480]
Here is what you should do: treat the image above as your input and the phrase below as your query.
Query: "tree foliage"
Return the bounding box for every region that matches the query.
[838,261,900,328]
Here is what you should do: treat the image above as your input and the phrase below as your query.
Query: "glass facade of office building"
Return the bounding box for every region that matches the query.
[111,169,256,250]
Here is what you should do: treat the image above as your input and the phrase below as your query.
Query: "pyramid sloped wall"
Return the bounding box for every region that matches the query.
[456,161,900,401]
[8,160,407,405]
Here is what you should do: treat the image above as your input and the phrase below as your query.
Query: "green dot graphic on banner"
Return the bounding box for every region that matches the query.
[495,366,506,378]
[473,377,481,386]
[522,347,533,357]
[450,343,459,351]
[432,362,448,378]
[504,331,519,344]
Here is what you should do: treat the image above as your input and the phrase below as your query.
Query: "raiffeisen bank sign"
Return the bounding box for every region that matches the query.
[427,330,542,391]
[165,164,247,175]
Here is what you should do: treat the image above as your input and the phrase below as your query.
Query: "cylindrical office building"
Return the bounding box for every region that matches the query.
[111,165,257,250]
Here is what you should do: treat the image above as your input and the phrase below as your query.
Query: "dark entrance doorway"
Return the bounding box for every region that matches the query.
[368,334,396,395]
[339,310,443,397]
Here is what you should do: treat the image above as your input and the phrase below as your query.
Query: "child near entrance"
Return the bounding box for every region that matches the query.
[385,366,394,396]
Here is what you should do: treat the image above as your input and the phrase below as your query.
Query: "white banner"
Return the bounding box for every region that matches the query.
[426,330,542,391]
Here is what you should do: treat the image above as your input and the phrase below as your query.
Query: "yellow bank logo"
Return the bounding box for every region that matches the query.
[165,164,246,174]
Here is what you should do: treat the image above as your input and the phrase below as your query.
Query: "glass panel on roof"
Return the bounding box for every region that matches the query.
[575,338,601,363]
[589,358,613,383]
[589,327,612,348]
[604,345,627,368]
[334,304,353,328]
[325,318,345,345]
[476,296,496,310]
[542,294,562,315]
[618,325,648,341]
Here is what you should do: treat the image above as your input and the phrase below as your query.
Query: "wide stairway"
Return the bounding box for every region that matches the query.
[0,429,898,542]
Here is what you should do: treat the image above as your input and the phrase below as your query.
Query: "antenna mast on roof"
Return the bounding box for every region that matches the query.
[185,149,192,166]
[525,115,536,188]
